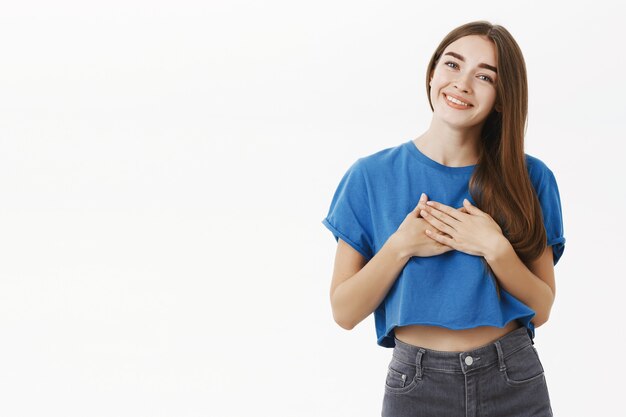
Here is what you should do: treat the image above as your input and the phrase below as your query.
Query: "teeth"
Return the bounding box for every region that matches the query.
[446,94,470,106]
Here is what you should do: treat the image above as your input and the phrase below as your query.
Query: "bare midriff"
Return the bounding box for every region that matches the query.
[393,320,522,352]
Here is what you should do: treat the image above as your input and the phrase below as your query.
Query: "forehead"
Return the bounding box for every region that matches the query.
[443,35,497,66]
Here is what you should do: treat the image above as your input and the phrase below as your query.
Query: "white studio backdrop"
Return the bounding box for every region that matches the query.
[0,1,622,416]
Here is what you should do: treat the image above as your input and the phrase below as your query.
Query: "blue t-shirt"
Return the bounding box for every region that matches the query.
[322,139,566,348]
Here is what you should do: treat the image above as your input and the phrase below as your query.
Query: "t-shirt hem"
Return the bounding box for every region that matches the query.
[377,316,536,349]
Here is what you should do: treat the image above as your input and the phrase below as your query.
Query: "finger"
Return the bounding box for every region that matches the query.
[420,209,456,235]
[426,200,464,221]
[463,198,483,215]
[426,200,468,224]
[425,229,455,248]
[421,205,461,230]
[414,193,426,210]
[414,193,428,216]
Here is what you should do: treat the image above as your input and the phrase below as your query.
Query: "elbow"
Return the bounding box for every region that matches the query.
[335,318,355,331]
[532,291,555,328]
[532,312,551,328]
[332,310,356,330]
[532,317,545,328]
[330,289,356,330]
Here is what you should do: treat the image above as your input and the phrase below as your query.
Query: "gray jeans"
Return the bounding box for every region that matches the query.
[382,325,553,416]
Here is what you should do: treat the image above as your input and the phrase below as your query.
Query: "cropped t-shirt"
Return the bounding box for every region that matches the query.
[322,139,566,348]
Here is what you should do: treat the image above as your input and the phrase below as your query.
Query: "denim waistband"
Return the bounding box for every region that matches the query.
[392,325,532,375]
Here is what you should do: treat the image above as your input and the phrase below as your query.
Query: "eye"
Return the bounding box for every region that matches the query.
[444,61,458,69]
[478,74,494,83]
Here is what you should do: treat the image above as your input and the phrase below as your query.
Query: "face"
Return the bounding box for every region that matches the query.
[429,35,499,128]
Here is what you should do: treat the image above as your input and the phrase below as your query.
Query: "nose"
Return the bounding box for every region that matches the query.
[454,73,472,94]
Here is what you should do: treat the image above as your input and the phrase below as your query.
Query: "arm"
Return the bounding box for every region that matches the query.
[417,198,559,327]
[485,237,556,327]
[330,234,410,330]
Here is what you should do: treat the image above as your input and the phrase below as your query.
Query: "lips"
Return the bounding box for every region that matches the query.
[443,92,473,107]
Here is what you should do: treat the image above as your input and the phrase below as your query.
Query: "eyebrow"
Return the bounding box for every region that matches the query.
[443,51,498,74]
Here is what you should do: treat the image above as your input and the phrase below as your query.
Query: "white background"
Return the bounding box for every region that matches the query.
[0,1,623,416]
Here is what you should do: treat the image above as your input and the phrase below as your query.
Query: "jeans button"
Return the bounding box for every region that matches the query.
[465,355,474,366]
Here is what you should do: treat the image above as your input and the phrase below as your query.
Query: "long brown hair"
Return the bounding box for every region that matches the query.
[426,21,547,298]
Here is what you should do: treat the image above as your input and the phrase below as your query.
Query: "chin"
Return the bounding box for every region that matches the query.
[436,115,485,130]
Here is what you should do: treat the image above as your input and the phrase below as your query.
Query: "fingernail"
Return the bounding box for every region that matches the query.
[421,192,425,199]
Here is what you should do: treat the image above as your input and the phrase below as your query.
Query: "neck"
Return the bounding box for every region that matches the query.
[414,118,483,167]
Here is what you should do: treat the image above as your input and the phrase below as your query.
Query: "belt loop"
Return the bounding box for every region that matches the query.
[525,327,535,345]
[415,348,425,379]
[494,340,506,371]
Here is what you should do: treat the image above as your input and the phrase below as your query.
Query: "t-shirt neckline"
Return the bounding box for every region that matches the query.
[405,139,477,175]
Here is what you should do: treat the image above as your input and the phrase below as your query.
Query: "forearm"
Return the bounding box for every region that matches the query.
[331,233,410,330]
[484,237,554,326]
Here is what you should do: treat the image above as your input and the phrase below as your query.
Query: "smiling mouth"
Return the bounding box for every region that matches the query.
[444,94,473,107]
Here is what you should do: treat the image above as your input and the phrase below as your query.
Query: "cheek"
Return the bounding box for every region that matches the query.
[429,75,448,99]
[482,90,497,109]
[431,71,451,87]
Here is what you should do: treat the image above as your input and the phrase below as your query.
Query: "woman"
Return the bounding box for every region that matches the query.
[322,21,564,416]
